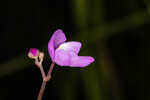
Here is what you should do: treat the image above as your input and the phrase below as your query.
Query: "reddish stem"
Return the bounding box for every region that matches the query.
[37,81,46,100]
[39,65,46,80]
[47,62,55,78]
[36,61,55,100]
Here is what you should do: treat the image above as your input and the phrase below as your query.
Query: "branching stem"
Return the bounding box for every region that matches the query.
[35,58,55,100]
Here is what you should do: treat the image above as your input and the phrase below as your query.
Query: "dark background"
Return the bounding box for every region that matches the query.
[0,0,150,100]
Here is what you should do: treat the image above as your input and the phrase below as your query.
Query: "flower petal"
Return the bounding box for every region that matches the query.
[48,29,66,61]
[58,41,81,54]
[69,52,94,67]
[55,50,94,67]
[54,49,71,66]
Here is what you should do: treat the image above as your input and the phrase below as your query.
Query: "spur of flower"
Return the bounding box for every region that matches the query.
[48,29,94,67]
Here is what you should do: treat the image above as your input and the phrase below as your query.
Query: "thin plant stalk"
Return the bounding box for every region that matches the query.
[35,58,55,100]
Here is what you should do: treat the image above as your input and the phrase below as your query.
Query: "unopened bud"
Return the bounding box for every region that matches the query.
[28,48,39,59]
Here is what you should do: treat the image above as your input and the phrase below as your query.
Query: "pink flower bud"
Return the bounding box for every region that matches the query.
[28,48,39,59]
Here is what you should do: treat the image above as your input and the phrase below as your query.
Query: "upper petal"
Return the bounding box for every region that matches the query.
[58,41,81,54]
[48,29,67,61]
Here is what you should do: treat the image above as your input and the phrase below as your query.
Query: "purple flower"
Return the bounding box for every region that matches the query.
[48,29,94,67]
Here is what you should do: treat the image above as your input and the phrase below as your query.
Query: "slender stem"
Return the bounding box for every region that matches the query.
[37,81,47,100]
[35,58,47,100]
[35,60,55,100]
[47,62,55,78]
[39,65,46,80]
[35,59,46,79]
